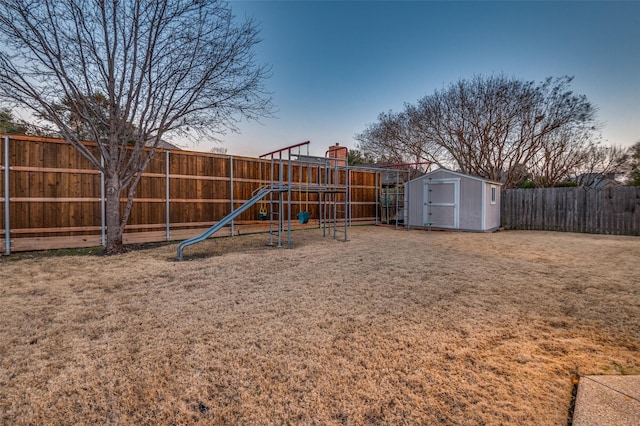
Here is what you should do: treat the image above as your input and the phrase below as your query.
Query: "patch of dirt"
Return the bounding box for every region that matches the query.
[1,227,639,424]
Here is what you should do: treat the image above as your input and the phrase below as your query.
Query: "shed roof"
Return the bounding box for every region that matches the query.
[407,168,503,186]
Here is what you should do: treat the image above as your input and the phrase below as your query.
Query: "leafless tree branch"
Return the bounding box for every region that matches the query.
[0,0,273,252]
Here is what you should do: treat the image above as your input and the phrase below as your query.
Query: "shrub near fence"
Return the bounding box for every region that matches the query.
[1,135,379,253]
[501,187,640,236]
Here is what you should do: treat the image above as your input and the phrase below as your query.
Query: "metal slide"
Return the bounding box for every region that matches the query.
[177,187,279,260]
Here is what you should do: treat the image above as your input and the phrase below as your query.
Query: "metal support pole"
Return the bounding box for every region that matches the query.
[374,171,379,225]
[3,136,10,255]
[385,183,389,225]
[287,152,292,248]
[344,161,349,241]
[229,155,234,237]
[322,162,328,237]
[100,154,106,247]
[278,156,283,247]
[331,158,336,237]
[405,169,410,230]
[268,157,275,246]
[348,169,352,227]
[165,151,170,241]
[395,170,400,229]
[333,166,338,239]
[317,165,323,231]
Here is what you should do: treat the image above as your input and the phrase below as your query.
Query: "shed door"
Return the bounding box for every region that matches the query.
[423,179,459,228]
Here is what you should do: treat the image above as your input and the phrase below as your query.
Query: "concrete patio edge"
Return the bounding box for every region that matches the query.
[571,375,640,426]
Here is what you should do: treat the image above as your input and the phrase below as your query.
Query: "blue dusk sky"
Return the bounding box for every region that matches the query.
[204,1,640,158]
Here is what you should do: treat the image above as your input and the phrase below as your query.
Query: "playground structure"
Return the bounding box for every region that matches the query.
[177,141,350,260]
[175,142,435,260]
[370,162,432,227]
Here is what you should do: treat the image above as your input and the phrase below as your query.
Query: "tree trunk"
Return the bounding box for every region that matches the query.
[104,175,124,254]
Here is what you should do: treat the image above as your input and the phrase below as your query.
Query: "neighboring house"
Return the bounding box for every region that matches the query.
[405,168,502,232]
[146,140,182,150]
[573,173,622,188]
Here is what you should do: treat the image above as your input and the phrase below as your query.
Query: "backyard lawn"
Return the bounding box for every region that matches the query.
[1,226,639,424]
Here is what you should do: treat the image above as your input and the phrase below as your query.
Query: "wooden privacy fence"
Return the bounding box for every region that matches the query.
[1,135,379,252]
[501,187,640,236]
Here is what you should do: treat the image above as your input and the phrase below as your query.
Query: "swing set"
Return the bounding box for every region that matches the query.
[255,140,349,247]
[256,142,311,223]
[297,157,310,224]
[257,159,269,220]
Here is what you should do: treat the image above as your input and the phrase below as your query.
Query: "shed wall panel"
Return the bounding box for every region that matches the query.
[459,177,482,230]
[485,183,501,230]
[407,179,423,227]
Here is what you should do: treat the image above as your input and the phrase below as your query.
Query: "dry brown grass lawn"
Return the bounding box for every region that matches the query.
[1,226,639,425]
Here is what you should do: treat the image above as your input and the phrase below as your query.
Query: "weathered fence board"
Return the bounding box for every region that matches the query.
[1,135,380,252]
[502,187,640,236]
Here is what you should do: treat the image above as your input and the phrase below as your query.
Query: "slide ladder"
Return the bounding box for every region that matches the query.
[177,187,282,260]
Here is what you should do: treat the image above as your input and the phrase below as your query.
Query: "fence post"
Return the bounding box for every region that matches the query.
[3,136,10,255]
[166,150,170,241]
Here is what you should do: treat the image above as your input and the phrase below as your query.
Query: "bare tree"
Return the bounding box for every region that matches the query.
[356,111,408,164]
[421,75,598,187]
[209,146,228,155]
[526,127,593,187]
[626,141,640,186]
[0,0,271,253]
[355,108,447,166]
[571,144,628,186]
[358,75,599,188]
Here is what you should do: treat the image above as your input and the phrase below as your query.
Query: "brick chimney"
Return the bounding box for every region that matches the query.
[327,143,347,167]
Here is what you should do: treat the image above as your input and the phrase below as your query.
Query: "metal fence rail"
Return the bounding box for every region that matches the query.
[0,135,379,253]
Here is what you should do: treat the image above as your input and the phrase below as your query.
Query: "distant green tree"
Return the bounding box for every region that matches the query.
[553,180,578,188]
[518,180,536,189]
[48,93,114,142]
[347,149,376,166]
[0,108,27,134]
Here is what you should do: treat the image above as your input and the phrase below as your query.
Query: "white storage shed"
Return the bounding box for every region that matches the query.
[405,168,502,232]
